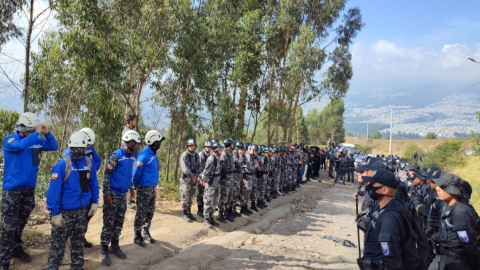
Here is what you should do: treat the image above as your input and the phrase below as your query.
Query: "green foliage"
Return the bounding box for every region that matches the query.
[425,132,437,140]
[158,175,181,201]
[403,144,425,163]
[355,144,372,155]
[306,98,345,145]
[346,132,353,137]
[423,141,465,172]
[372,130,382,140]
[0,109,20,144]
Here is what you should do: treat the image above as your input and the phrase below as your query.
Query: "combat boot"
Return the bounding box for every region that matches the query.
[250,201,259,212]
[217,211,226,223]
[204,215,213,228]
[182,209,192,222]
[84,238,93,248]
[134,231,147,247]
[270,191,277,199]
[142,229,156,243]
[187,208,197,221]
[100,244,111,266]
[110,240,127,258]
[197,205,204,218]
[211,216,220,226]
[232,205,242,217]
[225,208,235,222]
[257,199,265,209]
[265,194,271,202]
[292,185,297,192]
[240,205,251,216]
[11,248,32,262]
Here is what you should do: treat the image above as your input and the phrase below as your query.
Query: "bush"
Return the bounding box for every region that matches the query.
[159,178,181,201]
[425,132,437,140]
[423,141,465,172]
[403,144,425,163]
[355,144,372,155]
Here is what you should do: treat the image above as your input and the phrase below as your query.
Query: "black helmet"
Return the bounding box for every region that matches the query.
[223,138,233,148]
[187,139,197,146]
[204,141,212,147]
[250,144,259,152]
[212,142,223,152]
[235,141,245,150]
[245,143,251,150]
[211,139,220,144]
[263,147,270,154]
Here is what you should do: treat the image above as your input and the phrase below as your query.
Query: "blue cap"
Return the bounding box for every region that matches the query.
[362,169,399,189]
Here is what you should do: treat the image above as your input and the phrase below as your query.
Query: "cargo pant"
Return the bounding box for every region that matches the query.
[257,172,267,200]
[47,206,88,270]
[218,179,232,212]
[0,188,36,268]
[134,185,156,233]
[249,175,258,201]
[241,175,254,206]
[100,192,127,246]
[203,177,220,218]
[180,177,197,211]
[229,172,242,208]
[196,181,205,208]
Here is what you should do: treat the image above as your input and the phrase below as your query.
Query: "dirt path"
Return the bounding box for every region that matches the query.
[148,177,360,270]
[11,174,359,270]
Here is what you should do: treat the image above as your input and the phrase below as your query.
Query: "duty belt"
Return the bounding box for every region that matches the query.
[244,172,255,175]
[440,246,465,260]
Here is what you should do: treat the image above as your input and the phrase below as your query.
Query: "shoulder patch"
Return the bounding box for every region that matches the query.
[106,164,113,170]
[137,161,143,167]
[457,230,469,242]
[381,242,390,255]
[51,173,58,180]
[7,138,15,144]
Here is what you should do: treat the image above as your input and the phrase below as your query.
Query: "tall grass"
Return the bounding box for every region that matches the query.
[452,156,480,211]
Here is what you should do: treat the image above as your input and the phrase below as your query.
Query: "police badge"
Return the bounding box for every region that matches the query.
[457,230,469,242]
[381,242,390,255]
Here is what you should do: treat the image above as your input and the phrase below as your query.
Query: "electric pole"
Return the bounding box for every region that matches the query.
[389,106,393,156]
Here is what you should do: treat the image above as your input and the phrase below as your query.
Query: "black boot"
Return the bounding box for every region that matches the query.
[110,240,127,258]
[225,208,235,222]
[134,231,147,247]
[251,201,259,212]
[204,215,213,228]
[197,205,204,217]
[232,205,242,217]
[265,194,271,202]
[142,229,156,243]
[211,216,220,226]
[271,191,278,199]
[292,185,297,192]
[188,208,196,221]
[11,247,32,262]
[240,205,251,216]
[100,244,111,266]
[217,211,226,223]
[84,238,93,248]
[182,209,192,222]
[257,199,265,209]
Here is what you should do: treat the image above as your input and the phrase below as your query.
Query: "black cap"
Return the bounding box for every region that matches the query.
[435,172,472,199]
[406,164,420,171]
[413,171,429,181]
[425,166,442,180]
[362,169,399,189]
[356,157,385,172]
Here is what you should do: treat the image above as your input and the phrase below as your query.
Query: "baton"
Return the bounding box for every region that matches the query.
[356,197,361,258]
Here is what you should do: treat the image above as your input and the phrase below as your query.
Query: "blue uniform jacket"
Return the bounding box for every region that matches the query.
[46,155,100,216]
[133,146,159,187]
[63,146,101,171]
[2,131,58,190]
[103,147,135,195]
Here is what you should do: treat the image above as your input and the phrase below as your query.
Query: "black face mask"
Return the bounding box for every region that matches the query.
[366,185,384,201]
[149,141,161,152]
[71,149,84,160]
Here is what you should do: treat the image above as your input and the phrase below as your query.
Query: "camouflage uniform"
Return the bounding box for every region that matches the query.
[264,156,272,196]
[278,155,286,190]
[197,149,211,209]
[270,155,278,193]
[249,155,259,201]
[241,153,256,206]
[47,206,88,270]
[201,154,222,218]
[0,188,35,268]
[255,154,266,200]
[219,150,234,212]
[231,151,243,209]
[179,150,201,211]
[101,192,127,246]
[286,154,293,189]
[133,186,156,233]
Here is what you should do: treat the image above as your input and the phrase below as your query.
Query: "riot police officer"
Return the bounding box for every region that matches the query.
[197,141,212,218]
[179,139,201,222]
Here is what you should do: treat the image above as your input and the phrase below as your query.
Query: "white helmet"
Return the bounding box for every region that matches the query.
[80,127,95,145]
[145,130,164,145]
[16,112,40,132]
[68,132,88,148]
[122,130,141,143]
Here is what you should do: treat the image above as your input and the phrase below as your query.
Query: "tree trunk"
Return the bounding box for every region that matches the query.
[173,75,191,181]
[236,85,248,135]
[165,85,180,182]
[23,0,34,112]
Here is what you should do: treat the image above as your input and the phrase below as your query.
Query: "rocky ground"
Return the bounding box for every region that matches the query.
[10,174,360,270]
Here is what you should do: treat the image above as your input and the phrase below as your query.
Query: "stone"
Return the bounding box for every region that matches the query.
[254,228,262,234]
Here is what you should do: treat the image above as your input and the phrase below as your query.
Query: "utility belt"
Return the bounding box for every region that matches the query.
[180,170,197,179]
[439,246,465,260]
[357,258,389,270]
[244,172,255,176]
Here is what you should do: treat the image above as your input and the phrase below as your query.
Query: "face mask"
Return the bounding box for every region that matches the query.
[150,141,161,152]
[366,185,384,201]
[71,150,84,160]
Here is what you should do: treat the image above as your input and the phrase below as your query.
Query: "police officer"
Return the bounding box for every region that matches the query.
[197,141,212,218]
[46,132,99,270]
[347,154,355,183]
[433,173,480,270]
[1,112,58,269]
[218,139,235,222]
[132,130,164,247]
[411,171,430,209]
[337,153,347,184]
[270,148,280,198]
[179,139,201,222]
[122,115,138,209]
[321,149,327,170]
[264,147,274,202]
[424,167,444,238]
[358,169,409,270]
[201,142,223,228]
[249,145,261,211]
[62,127,100,248]
[416,167,442,230]
[328,149,336,178]
[100,130,140,266]
[241,145,259,214]
[231,142,245,216]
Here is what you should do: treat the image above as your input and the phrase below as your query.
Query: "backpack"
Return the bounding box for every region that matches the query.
[62,157,93,182]
[400,203,432,270]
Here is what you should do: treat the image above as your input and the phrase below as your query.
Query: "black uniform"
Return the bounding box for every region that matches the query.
[347,156,355,182]
[411,183,430,208]
[328,153,336,178]
[360,199,408,270]
[321,151,327,170]
[434,202,480,270]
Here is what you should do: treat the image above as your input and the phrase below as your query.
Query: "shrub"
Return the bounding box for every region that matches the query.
[403,144,425,163]
[423,141,465,172]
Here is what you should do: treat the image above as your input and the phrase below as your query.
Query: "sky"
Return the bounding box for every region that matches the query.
[1,0,480,118]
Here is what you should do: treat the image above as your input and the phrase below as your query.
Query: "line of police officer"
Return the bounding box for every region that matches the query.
[354,156,480,270]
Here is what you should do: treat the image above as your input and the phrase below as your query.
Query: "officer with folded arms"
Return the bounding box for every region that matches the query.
[358,169,408,270]
[432,173,480,270]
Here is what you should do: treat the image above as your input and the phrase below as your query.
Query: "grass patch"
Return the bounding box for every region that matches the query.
[158,180,181,201]
[452,156,480,211]
[423,141,465,172]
